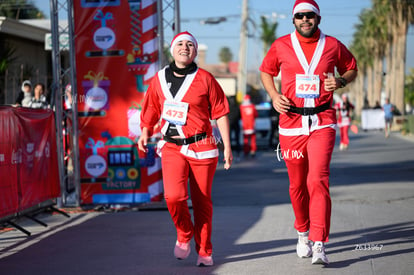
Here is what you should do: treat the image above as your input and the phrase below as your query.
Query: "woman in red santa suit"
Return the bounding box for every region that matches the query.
[260,0,357,265]
[335,93,354,151]
[138,31,232,267]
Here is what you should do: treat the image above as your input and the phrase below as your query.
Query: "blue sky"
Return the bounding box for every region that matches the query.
[33,0,413,71]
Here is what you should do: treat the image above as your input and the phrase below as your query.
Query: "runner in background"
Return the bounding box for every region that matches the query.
[335,93,354,151]
[383,97,395,138]
[240,94,258,158]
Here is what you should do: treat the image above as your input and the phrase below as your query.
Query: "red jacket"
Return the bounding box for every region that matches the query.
[240,102,258,134]
[260,30,357,136]
[140,66,229,159]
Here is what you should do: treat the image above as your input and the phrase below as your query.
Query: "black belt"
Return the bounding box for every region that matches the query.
[289,102,331,116]
[164,132,207,146]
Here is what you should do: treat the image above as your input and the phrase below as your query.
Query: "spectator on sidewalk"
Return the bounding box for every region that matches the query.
[15,80,33,107]
[373,100,382,109]
[28,83,49,109]
[63,84,73,110]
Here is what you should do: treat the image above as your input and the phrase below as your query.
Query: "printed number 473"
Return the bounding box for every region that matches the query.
[166,109,184,118]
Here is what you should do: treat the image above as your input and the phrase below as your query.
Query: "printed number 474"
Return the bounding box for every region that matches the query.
[298,84,317,92]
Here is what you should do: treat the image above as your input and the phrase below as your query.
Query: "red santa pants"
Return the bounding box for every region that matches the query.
[340,125,350,145]
[243,133,257,154]
[161,142,218,257]
[279,127,336,242]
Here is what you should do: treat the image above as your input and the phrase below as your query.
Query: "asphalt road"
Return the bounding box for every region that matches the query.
[1,130,413,275]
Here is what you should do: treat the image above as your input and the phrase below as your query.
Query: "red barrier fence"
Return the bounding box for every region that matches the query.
[0,106,60,220]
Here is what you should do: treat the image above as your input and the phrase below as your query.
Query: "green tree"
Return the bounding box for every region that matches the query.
[0,41,16,74]
[0,0,45,19]
[349,14,371,111]
[405,68,414,109]
[0,40,17,102]
[351,6,387,110]
[219,47,232,72]
[387,0,414,114]
[259,15,277,57]
[219,47,232,63]
[350,0,414,115]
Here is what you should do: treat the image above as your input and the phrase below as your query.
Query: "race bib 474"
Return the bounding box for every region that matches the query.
[295,74,320,98]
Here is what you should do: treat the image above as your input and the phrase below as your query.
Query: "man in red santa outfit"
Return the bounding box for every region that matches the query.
[260,0,357,265]
[138,31,232,267]
[240,94,258,157]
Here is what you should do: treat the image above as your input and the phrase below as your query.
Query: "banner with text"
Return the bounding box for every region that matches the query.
[0,106,60,219]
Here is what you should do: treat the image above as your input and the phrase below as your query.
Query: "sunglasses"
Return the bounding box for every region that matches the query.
[294,12,317,20]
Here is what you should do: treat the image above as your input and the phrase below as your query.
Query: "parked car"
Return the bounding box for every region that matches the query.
[255,102,272,148]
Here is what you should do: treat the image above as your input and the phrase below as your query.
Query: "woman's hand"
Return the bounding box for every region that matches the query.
[137,128,149,152]
[216,116,233,170]
[223,146,233,170]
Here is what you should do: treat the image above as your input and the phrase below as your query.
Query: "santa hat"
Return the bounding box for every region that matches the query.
[243,94,251,102]
[170,31,198,56]
[293,0,320,16]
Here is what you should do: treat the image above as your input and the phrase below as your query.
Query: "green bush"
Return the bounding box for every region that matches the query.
[402,115,414,134]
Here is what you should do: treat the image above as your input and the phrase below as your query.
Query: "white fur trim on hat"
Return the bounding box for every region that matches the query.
[293,3,320,16]
[170,32,198,56]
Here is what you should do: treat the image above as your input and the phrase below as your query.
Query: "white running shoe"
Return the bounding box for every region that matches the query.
[174,241,191,260]
[312,242,329,265]
[196,255,214,267]
[296,231,312,258]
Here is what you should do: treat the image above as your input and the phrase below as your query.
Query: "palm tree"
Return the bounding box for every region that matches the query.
[350,0,414,115]
[349,9,374,112]
[219,47,233,72]
[349,37,367,112]
[0,42,16,74]
[387,0,414,114]
[370,0,389,105]
[0,41,17,103]
[259,15,278,57]
[0,0,45,19]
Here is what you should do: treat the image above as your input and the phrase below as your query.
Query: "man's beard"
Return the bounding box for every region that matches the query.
[295,22,318,38]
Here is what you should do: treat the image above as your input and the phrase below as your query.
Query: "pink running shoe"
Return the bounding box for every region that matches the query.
[196,255,214,267]
[174,241,191,260]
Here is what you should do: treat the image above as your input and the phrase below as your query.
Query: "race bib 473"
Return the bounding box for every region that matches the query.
[162,100,189,125]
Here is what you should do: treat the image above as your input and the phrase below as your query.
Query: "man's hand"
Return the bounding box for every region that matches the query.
[271,93,291,114]
[324,72,337,91]
[137,128,149,152]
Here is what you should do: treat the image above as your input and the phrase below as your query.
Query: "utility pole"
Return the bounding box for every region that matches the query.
[237,0,248,101]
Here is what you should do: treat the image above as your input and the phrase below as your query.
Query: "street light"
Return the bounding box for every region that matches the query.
[201,17,227,25]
